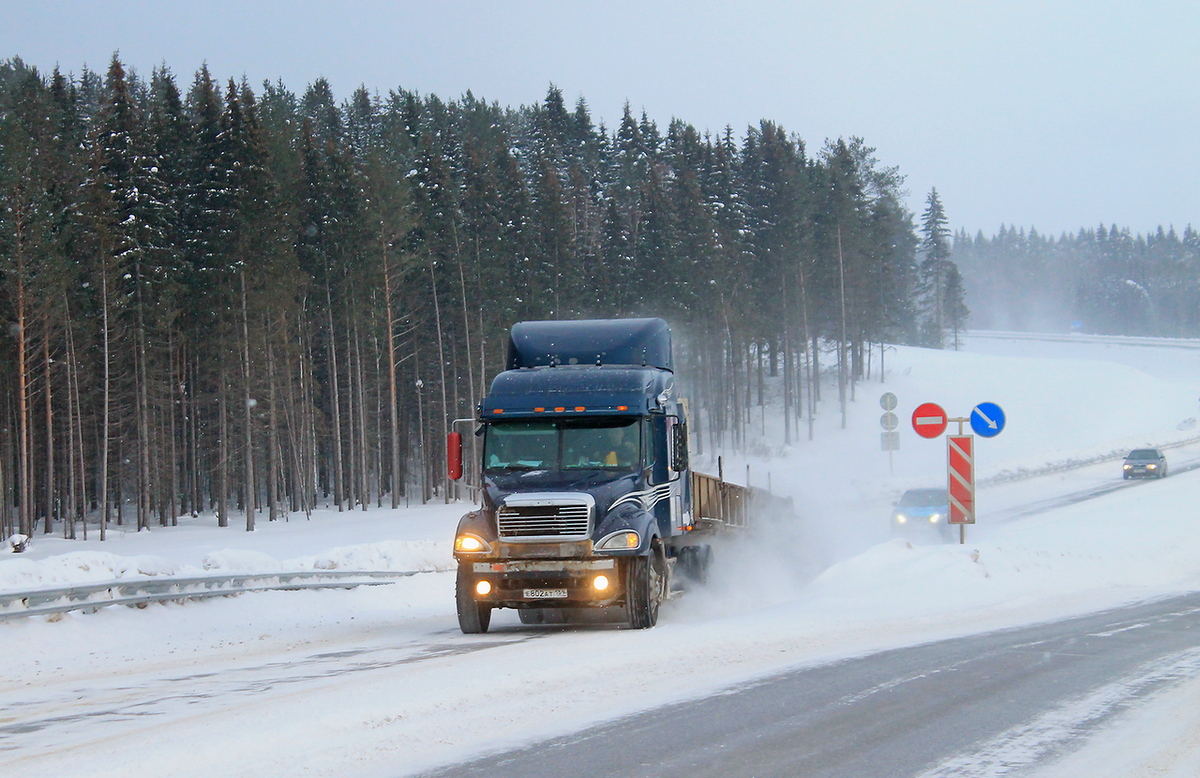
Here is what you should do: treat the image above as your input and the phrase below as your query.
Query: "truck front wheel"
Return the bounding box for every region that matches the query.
[624,551,663,629]
[456,564,492,634]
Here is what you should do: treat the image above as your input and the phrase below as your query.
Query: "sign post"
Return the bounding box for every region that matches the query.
[911,400,1006,545]
[880,393,899,475]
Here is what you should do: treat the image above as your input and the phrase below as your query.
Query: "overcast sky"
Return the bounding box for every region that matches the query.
[3,0,1196,237]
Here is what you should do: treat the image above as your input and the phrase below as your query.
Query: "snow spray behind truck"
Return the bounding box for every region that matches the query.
[448,318,791,633]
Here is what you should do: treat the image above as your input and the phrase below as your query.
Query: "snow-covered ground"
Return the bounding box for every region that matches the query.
[4,332,1200,777]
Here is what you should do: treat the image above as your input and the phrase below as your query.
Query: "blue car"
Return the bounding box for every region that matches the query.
[891,488,954,542]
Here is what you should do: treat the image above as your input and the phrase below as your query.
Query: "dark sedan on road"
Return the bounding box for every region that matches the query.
[1123,448,1168,479]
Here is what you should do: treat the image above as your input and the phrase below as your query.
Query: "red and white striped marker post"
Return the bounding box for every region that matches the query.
[947,435,975,539]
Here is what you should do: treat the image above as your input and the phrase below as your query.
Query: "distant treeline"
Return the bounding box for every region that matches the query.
[955,224,1200,335]
[0,54,958,539]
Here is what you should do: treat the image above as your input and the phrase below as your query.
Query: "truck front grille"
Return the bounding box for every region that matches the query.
[498,500,591,541]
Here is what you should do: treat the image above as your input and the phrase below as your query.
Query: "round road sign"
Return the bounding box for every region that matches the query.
[880,412,898,431]
[879,392,898,411]
[911,402,948,438]
[970,401,1006,438]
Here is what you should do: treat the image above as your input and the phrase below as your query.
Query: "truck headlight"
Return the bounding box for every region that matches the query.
[454,534,492,554]
[596,530,640,550]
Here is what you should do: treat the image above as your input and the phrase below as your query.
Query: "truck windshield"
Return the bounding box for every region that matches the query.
[484,418,641,472]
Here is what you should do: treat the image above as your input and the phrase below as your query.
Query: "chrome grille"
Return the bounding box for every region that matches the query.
[498,499,591,541]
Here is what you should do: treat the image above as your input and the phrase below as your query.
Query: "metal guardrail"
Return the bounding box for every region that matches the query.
[0,569,432,621]
[979,434,1200,487]
[967,330,1200,350]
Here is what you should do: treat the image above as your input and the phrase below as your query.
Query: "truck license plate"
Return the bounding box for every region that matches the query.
[524,588,567,599]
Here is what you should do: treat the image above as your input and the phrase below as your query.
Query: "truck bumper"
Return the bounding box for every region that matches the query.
[467,558,622,608]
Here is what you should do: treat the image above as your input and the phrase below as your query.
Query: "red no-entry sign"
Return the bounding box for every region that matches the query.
[911,402,948,438]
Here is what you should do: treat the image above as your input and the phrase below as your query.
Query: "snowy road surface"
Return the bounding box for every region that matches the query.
[5,333,1200,777]
[423,594,1200,778]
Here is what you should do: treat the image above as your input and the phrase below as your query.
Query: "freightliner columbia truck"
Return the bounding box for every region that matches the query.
[448,317,785,633]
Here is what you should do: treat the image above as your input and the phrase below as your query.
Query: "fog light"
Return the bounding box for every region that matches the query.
[593,574,610,591]
[475,580,492,596]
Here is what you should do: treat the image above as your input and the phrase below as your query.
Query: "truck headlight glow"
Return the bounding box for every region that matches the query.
[454,534,492,554]
[593,575,610,591]
[475,580,492,596]
[596,530,641,550]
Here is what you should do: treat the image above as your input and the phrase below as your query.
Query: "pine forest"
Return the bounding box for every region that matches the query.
[6,54,1181,541]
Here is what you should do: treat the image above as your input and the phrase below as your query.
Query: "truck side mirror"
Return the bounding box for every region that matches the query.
[671,422,688,472]
[448,431,463,480]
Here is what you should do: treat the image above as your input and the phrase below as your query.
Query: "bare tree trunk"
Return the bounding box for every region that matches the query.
[267,330,280,522]
[15,269,32,538]
[428,254,450,503]
[188,349,201,517]
[64,300,80,539]
[797,265,815,442]
[351,312,369,510]
[217,364,229,528]
[452,222,476,502]
[382,252,402,509]
[99,263,112,541]
[134,258,151,532]
[239,269,255,531]
[324,278,345,511]
[837,225,849,430]
[167,329,179,526]
[42,331,54,534]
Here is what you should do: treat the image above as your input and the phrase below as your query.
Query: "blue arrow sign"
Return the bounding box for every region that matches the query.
[970,401,1006,438]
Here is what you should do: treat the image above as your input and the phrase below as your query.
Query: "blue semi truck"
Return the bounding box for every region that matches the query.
[449,318,781,632]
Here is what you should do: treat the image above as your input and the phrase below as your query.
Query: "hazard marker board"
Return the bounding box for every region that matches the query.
[947,434,975,524]
[912,402,948,439]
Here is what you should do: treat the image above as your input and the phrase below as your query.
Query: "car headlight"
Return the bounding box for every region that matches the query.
[454,533,492,554]
[596,530,640,550]
[1123,464,1132,470]
[1146,464,1157,469]
[893,514,907,524]
[929,513,943,524]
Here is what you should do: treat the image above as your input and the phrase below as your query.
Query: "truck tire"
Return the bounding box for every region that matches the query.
[678,545,712,585]
[624,553,661,629]
[456,564,492,634]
